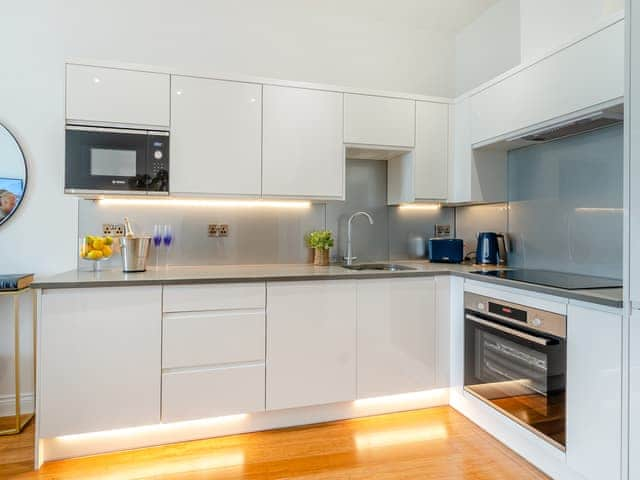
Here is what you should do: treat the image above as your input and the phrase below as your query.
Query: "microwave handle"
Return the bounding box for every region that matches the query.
[465,313,553,346]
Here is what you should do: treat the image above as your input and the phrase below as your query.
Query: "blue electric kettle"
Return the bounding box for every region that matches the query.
[476,232,499,265]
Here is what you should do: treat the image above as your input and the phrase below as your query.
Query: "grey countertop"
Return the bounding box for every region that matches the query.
[32,261,624,309]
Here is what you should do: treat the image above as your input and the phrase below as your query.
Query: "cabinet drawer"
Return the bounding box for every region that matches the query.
[163,283,265,312]
[163,310,265,368]
[162,364,265,423]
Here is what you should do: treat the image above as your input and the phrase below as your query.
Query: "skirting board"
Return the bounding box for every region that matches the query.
[0,393,34,417]
[37,388,449,464]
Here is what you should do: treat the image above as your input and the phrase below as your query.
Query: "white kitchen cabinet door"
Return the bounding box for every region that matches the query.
[170,76,262,196]
[414,101,449,200]
[470,20,624,146]
[566,304,622,480]
[266,281,357,410]
[448,98,507,203]
[344,94,415,147]
[630,311,640,480]
[39,287,161,437]
[262,86,344,199]
[630,0,640,307]
[357,278,436,398]
[66,64,170,127]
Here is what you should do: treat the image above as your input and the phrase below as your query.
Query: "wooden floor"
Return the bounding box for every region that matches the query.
[2,407,549,479]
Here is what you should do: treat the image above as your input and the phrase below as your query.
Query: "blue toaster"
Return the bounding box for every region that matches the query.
[428,238,464,263]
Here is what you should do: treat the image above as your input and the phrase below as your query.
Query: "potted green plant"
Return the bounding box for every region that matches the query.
[305,230,334,266]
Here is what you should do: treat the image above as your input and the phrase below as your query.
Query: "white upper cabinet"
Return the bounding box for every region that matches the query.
[66,64,170,127]
[170,76,262,196]
[266,281,357,410]
[566,304,622,480]
[344,94,415,147]
[262,86,344,199]
[414,101,449,200]
[357,278,437,398]
[470,20,624,146]
[630,2,640,307]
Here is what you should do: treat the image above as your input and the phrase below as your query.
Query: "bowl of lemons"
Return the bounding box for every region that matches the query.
[80,235,114,270]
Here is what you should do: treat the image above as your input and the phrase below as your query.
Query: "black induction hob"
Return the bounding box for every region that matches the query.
[470,269,622,290]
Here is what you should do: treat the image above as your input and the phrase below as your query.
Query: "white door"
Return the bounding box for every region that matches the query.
[38,287,161,437]
[630,0,640,306]
[262,86,344,199]
[66,64,170,127]
[414,101,449,200]
[566,304,622,480]
[344,94,415,147]
[631,311,640,480]
[266,281,357,410]
[357,278,436,398]
[170,76,262,196]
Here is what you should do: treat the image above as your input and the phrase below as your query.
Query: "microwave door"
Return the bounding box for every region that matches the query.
[65,129,148,193]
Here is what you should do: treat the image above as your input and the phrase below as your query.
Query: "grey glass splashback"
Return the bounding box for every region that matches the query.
[79,159,453,268]
[507,124,623,278]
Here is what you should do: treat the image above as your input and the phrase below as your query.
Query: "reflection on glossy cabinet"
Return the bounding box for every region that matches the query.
[170,76,262,196]
[66,64,170,127]
[344,94,415,147]
[566,304,622,480]
[414,101,449,200]
[266,281,357,410]
[38,287,161,437]
[262,86,344,199]
[357,278,436,398]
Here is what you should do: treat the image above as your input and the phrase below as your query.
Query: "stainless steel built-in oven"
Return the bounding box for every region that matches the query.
[464,292,567,450]
[65,126,169,195]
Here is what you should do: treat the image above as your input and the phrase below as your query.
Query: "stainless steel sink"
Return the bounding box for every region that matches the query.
[342,263,416,272]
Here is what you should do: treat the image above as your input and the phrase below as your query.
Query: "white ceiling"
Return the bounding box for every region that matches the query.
[260,0,501,32]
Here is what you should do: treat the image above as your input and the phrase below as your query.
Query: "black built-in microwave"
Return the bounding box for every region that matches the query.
[65,125,169,195]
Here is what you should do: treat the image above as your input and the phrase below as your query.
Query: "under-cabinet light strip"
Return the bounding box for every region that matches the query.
[97,198,312,209]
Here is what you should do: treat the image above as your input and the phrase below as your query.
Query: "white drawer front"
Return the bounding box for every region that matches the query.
[163,283,265,312]
[163,310,265,368]
[162,364,265,423]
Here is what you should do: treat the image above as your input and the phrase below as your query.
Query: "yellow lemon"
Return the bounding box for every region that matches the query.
[92,238,105,250]
[104,236,113,246]
[102,245,113,257]
[86,250,104,260]
[80,246,90,258]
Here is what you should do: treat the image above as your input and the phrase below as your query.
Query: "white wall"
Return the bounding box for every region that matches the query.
[520,0,624,61]
[455,0,521,95]
[0,0,462,278]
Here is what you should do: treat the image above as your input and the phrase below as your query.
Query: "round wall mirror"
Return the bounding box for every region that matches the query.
[0,123,27,227]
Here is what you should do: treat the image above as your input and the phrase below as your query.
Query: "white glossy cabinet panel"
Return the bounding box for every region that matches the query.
[566,304,622,480]
[357,278,436,398]
[66,64,170,127]
[344,94,415,147]
[262,86,344,199]
[470,21,624,145]
[266,281,357,410]
[630,311,640,480]
[162,364,265,423]
[414,101,448,200]
[163,283,265,312]
[170,76,262,196]
[163,310,265,369]
[39,287,161,437]
[630,0,640,307]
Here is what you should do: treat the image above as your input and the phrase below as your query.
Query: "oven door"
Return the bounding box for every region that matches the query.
[65,127,149,194]
[464,311,566,449]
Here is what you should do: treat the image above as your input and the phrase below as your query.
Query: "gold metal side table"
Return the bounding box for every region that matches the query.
[0,287,35,435]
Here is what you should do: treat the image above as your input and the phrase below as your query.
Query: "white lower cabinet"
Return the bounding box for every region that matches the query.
[266,281,357,410]
[39,287,162,437]
[630,311,640,480]
[356,278,437,398]
[162,365,265,423]
[566,304,622,480]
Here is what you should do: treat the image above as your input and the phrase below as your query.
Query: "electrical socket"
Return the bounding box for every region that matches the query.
[103,224,125,237]
[208,224,218,237]
[434,224,451,237]
[218,224,229,237]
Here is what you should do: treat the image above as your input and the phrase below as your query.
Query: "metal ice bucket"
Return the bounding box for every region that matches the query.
[119,236,151,272]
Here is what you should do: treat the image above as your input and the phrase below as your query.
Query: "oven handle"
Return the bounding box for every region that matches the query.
[465,313,554,346]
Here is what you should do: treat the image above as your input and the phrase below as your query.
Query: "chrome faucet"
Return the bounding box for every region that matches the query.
[344,211,374,266]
